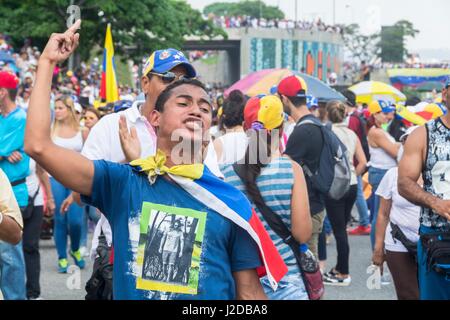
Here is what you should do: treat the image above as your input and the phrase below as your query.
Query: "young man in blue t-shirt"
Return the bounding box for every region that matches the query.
[25,21,267,300]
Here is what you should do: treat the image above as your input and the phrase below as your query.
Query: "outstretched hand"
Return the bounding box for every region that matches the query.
[119,115,142,163]
[40,19,81,64]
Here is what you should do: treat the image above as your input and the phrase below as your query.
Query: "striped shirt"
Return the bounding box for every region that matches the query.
[221,157,300,276]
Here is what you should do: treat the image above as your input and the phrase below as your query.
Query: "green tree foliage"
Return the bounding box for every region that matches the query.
[204,1,285,20]
[378,20,419,62]
[0,0,226,63]
[343,20,419,64]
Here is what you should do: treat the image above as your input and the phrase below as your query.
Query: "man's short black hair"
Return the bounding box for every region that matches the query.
[155,78,208,112]
[286,95,307,108]
[342,90,356,107]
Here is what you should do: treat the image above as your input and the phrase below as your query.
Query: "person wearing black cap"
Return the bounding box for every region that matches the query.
[398,78,450,300]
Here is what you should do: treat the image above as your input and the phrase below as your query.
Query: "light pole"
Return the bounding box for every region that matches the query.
[345,4,354,24]
[333,0,336,25]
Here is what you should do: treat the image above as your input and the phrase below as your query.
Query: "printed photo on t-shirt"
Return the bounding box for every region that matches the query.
[136,202,207,295]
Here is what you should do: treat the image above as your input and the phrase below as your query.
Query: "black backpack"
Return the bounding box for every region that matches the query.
[85,234,113,300]
[297,118,351,201]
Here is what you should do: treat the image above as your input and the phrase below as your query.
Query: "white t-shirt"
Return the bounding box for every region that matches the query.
[369,130,398,170]
[81,104,156,163]
[375,168,420,253]
[26,159,44,207]
[215,131,248,165]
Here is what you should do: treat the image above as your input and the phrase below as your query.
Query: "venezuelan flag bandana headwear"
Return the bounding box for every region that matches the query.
[142,49,196,79]
[243,95,284,131]
[368,100,395,115]
[131,150,288,290]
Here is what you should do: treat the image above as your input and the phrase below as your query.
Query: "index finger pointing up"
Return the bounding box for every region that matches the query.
[66,19,81,35]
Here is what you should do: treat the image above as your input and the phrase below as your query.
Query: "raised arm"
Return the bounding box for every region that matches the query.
[370,128,400,159]
[354,138,368,176]
[24,20,94,196]
[398,127,450,221]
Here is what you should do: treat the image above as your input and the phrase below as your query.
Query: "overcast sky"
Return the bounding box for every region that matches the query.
[188,0,449,53]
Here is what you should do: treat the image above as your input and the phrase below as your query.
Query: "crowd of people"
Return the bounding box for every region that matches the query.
[1,20,450,302]
[210,15,343,35]
[0,32,141,113]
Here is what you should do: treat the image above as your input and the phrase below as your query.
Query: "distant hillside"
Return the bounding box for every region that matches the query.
[414,48,450,62]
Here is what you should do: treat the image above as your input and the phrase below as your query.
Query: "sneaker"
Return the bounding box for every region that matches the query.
[381,273,391,285]
[28,296,44,300]
[79,246,89,258]
[323,268,338,278]
[70,250,86,269]
[58,259,68,273]
[323,273,352,286]
[348,225,371,236]
[381,263,391,285]
[348,216,359,227]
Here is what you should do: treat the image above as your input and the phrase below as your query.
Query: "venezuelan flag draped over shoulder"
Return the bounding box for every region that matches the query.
[131,151,288,290]
[100,24,119,103]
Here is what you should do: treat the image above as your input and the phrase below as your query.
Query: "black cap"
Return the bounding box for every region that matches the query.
[342,90,356,107]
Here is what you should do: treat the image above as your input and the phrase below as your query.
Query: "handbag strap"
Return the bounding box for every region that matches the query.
[31,186,40,201]
[232,163,299,250]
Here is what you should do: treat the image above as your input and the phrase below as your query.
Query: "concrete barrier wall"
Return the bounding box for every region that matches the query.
[186,28,344,85]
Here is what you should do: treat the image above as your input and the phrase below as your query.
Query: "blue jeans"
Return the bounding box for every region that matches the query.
[323,215,332,235]
[261,274,309,300]
[356,175,370,227]
[0,240,26,300]
[86,206,100,224]
[368,167,389,249]
[418,225,450,300]
[51,178,83,259]
[80,206,101,247]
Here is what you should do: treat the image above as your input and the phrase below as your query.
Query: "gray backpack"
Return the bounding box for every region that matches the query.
[297,119,351,200]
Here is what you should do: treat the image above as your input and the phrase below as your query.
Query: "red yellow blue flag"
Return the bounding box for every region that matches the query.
[100,24,119,103]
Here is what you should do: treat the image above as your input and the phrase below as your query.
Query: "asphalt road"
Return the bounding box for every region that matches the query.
[38,232,396,300]
[322,234,396,300]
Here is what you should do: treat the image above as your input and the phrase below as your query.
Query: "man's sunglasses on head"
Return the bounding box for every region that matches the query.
[147,71,192,84]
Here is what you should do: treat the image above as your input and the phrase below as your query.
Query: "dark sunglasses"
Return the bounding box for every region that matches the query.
[148,71,191,84]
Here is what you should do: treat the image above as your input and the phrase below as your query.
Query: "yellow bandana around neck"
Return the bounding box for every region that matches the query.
[130,149,204,184]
